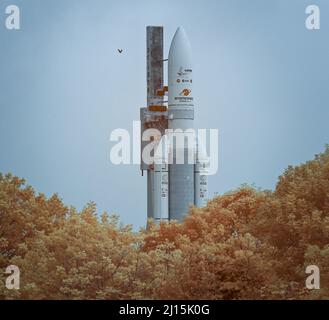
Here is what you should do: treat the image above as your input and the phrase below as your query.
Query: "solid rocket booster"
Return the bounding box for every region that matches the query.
[168,27,196,221]
[194,142,209,208]
[153,138,169,221]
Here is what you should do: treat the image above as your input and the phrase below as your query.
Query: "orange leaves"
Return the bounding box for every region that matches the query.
[1,147,329,299]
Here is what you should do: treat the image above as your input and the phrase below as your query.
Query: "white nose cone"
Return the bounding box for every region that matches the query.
[168,27,193,108]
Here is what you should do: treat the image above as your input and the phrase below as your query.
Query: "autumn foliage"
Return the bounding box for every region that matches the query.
[1,147,329,300]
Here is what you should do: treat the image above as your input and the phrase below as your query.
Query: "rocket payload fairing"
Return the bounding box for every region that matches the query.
[141,26,209,223]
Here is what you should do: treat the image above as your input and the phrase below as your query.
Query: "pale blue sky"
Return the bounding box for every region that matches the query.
[0,0,328,229]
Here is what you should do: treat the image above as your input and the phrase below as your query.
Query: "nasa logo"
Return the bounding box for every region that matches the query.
[177,67,192,76]
[177,66,188,76]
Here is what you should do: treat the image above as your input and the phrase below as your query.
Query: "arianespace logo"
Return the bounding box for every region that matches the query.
[179,89,192,96]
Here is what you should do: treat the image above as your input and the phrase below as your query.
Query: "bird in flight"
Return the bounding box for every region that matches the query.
[118,49,123,54]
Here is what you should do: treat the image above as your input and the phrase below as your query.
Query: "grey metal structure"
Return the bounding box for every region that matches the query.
[146,26,164,107]
[141,26,168,221]
[141,26,209,224]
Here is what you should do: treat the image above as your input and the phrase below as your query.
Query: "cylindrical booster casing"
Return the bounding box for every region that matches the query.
[153,162,169,221]
[194,144,209,207]
[153,138,169,221]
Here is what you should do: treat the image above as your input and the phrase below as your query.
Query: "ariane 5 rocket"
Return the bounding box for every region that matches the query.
[140,26,209,223]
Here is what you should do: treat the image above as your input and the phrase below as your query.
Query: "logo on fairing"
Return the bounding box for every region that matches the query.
[179,89,192,96]
[177,66,192,76]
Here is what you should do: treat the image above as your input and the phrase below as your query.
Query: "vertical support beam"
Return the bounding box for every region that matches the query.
[143,26,165,221]
[147,170,154,219]
[147,26,164,107]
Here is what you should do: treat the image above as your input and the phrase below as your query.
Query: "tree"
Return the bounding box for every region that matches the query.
[1,147,329,300]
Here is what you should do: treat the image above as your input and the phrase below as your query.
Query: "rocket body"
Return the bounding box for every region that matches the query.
[142,26,209,224]
[168,27,196,222]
